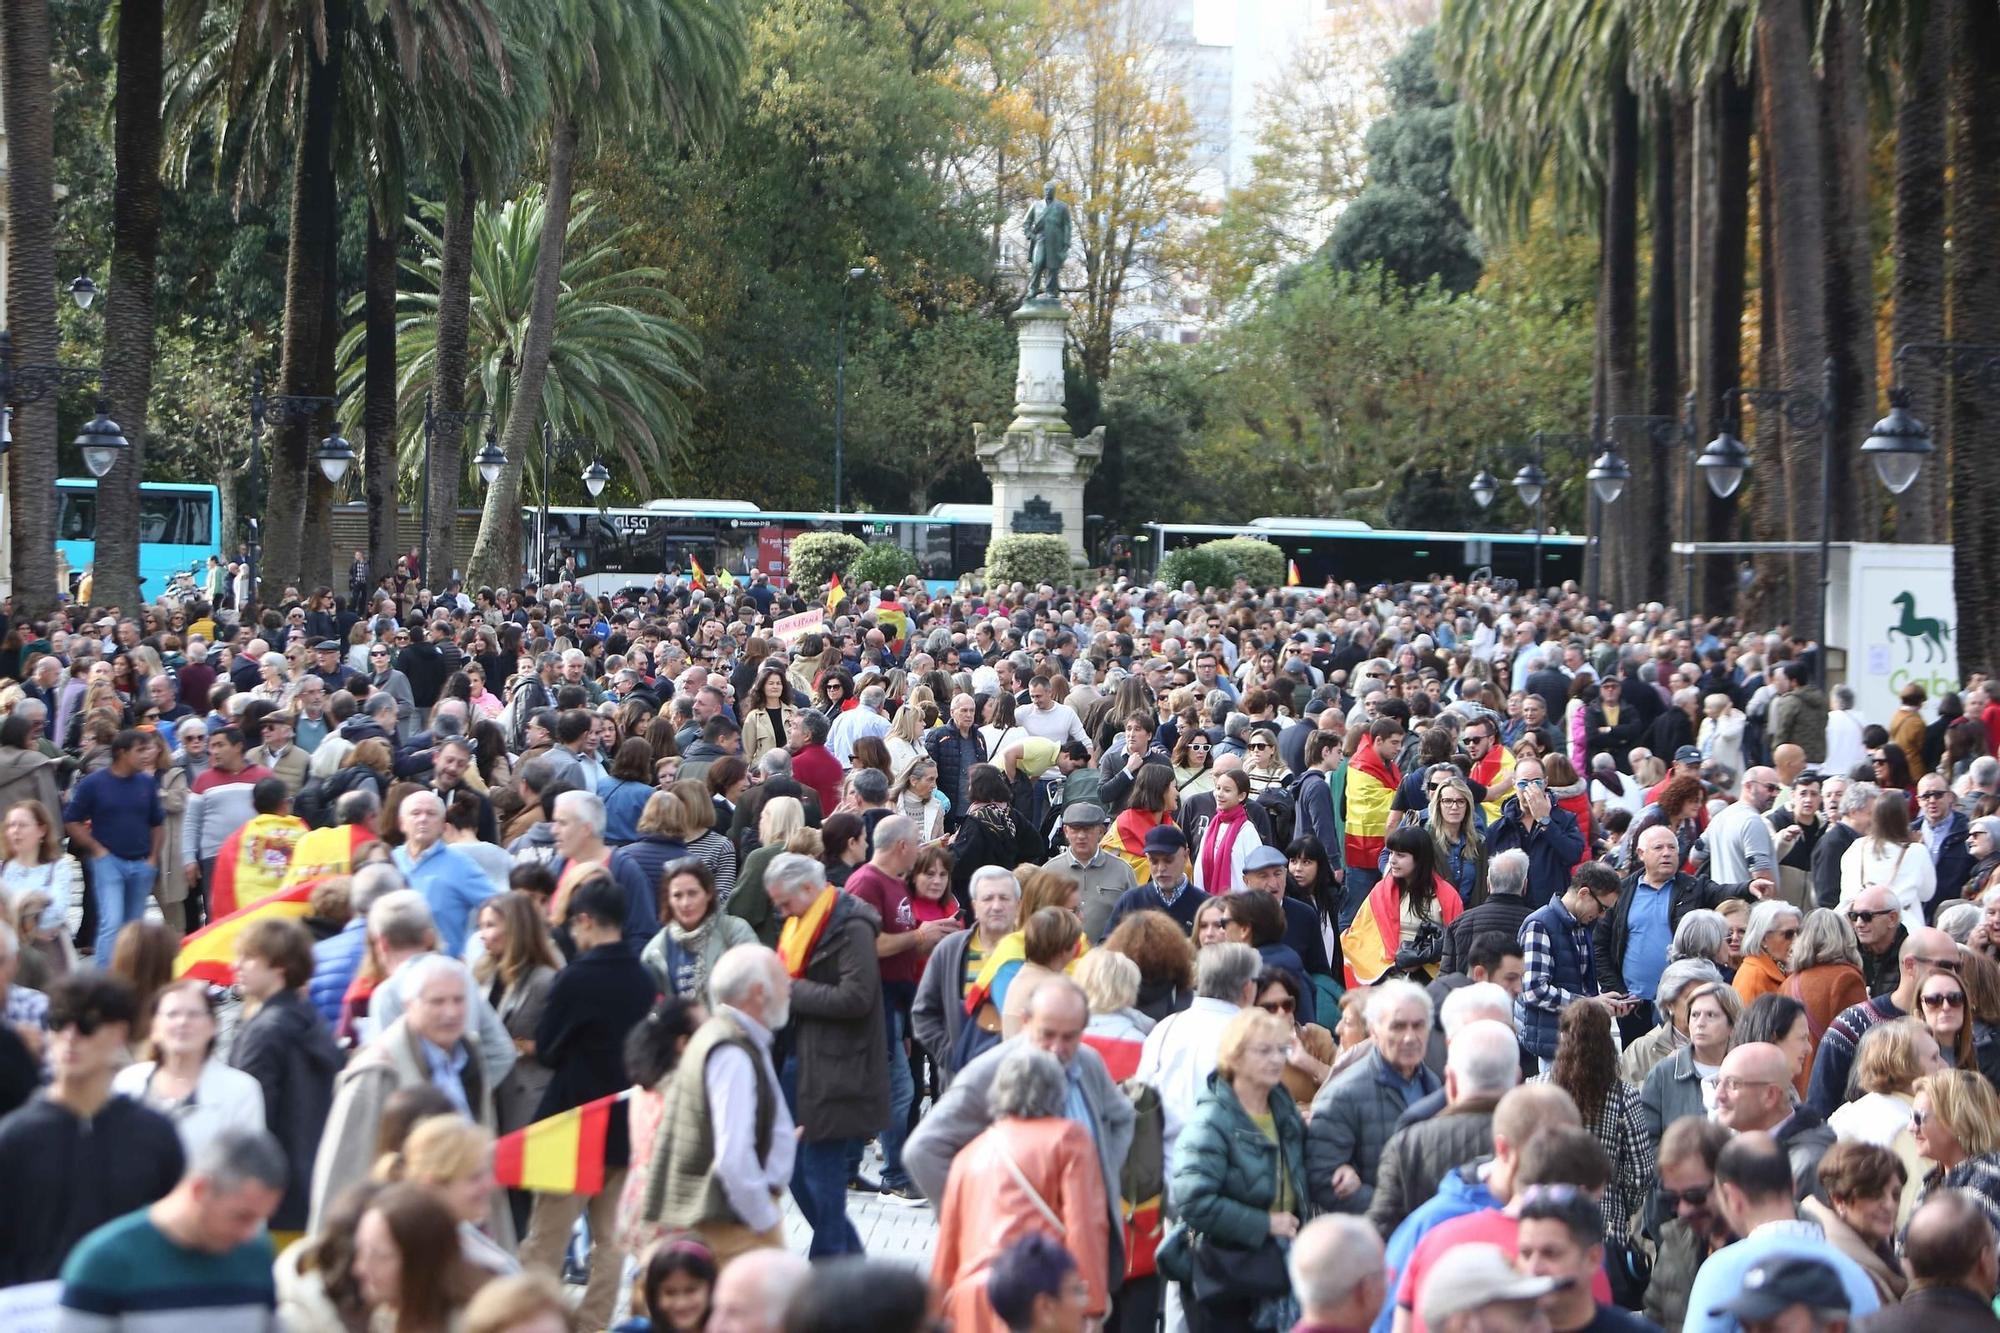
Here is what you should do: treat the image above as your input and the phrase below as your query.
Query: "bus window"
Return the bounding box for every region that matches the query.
[58,491,95,541]
[139,491,213,545]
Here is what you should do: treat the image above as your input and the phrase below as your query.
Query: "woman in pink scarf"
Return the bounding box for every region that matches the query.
[1195,769,1262,893]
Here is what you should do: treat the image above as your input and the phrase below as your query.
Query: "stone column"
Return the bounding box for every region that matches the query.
[975,299,1103,565]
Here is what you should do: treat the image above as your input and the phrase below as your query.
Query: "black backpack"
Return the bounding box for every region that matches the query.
[1255,774,1301,848]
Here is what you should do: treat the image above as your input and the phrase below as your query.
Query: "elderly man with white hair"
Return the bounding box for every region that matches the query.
[360,888,517,1089]
[389,789,493,956]
[640,944,798,1265]
[1368,1015,1522,1235]
[309,953,506,1236]
[1290,1214,1389,1332]
[1308,978,1442,1215]
[825,681,891,766]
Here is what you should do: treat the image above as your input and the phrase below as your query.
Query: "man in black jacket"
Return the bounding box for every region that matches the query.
[1597,823,1753,1043]
[730,747,825,850]
[1582,675,1644,773]
[520,878,656,1327]
[1442,850,1535,976]
[1813,780,1875,908]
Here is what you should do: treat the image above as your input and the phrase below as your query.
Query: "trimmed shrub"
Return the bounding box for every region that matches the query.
[1160,537,1283,590]
[848,542,919,589]
[787,532,866,592]
[984,535,1073,588]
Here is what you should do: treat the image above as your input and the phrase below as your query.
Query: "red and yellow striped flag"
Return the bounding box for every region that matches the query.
[173,880,315,985]
[689,555,706,587]
[1341,734,1401,889]
[493,1091,625,1194]
[1286,559,1301,587]
[826,573,847,611]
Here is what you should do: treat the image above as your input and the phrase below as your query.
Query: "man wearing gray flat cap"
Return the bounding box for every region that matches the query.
[1042,802,1136,943]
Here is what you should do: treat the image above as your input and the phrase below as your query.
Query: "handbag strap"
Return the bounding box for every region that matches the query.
[994,1142,1065,1237]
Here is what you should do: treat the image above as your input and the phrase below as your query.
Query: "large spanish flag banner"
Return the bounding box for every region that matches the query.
[493,1090,627,1195]
[173,880,315,985]
[1340,874,1465,988]
[1472,739,1516,824]
[1341,735,1400,888]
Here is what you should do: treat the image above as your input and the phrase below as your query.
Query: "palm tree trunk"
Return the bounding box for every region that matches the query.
[1636,90,1677,608]
[1600,64,1641,599]
[1947,0,2000,676]
[94,0,163,612]
[427,152,478,586]
[263,0,349,598]
[1700,64,1753,617]
[1820,1,1877,560]
[1893,0,1949,545]
[3,0,61,618]
[467,112,579,590]
[365,204,400,584]
[299,219,340,594]
[1756,0,1828,629]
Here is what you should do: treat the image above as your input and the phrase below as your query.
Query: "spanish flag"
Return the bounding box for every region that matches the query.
[826,573,847,611]
[493,1090,627,1194]
[1472,739,1516,824]
[963,929,1088,1018]
[208,812,309,919]
[1286,559,1301,587]
[689,555,706,588]
[1339,874,1464,988]
[1341,734,1400,889]
[173,880,315,985]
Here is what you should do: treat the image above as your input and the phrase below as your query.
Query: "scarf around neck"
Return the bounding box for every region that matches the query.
[1200,802,1249,893]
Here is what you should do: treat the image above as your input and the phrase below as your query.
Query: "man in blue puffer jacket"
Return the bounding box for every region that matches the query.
[308,862,407,1027]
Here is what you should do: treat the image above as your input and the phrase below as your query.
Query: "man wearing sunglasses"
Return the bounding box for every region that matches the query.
[0,973,184,1284]
[1914,773,1974,904]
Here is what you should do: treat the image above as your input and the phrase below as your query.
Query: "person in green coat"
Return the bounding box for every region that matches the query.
[1169,1006,1313,1332]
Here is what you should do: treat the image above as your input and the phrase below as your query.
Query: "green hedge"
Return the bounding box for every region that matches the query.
[1159,537,1283,590]
[984,535,1074,588]
[787,532,867,592]
[848,542,918,589]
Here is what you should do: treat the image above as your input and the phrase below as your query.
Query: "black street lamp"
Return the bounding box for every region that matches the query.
[247,369,340,612]
[0,330,128,474]
[535,422,612,582]
[1468,468,1498,510]
[834,265,871,514]
[1471,432,1601,596]
[1607,394,1726,616]
[1866,343,2000,493]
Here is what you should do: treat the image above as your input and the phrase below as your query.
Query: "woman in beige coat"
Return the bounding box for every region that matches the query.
[153,730,194,932]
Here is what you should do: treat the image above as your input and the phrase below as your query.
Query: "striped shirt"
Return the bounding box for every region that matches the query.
[56,1209,277,1333]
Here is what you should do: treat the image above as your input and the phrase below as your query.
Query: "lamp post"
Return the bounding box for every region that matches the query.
[1865,342,2000,489]
[1606,393,1740,617]
[834,265,870,513]
[1471,431,1608,596]
[419,395,492,589]
[1708,360,1870,639]
[247,369,342,613]
[530,422,610,583]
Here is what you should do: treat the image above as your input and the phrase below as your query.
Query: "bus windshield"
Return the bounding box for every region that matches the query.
[54,481,222,598]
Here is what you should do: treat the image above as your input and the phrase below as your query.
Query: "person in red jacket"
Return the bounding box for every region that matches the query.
[787,709,843,814]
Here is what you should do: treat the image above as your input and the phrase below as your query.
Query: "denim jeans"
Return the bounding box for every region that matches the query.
[92,854,156,961]
[1339,866,1379,930]
[781,1055,864,1257]
[879,1004,916,1190]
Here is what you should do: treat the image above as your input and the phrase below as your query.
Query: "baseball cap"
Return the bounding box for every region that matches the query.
[1418,1245,1566,1327]
[1243,846,1287,872]
[1706,1256,1847,1323]
[1062,802,1110,828]
[1673,745,1702,765]
[1141,825,1189,856]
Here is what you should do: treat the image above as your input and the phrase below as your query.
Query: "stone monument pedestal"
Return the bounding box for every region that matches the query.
[975,298,1104,565]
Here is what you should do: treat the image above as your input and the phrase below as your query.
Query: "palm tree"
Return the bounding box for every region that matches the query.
[2,0,63,618]
[1948,2,2000,675]
[337,190,700,510]
[94,0,168,612]
[1891,0,1948,546]
[462,0,746,590]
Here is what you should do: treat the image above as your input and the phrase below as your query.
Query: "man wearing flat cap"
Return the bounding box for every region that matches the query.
[1041,803,1135,944]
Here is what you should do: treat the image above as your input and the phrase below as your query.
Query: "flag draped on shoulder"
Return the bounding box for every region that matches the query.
[207,812,309,921]
[173,880,315,985]
[493,1091,628,1194]
[1341,735,1400,887]
[1340,874,1464,988]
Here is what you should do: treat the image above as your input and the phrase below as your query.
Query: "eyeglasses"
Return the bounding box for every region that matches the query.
[1921,991,1968,1009]
[47,1011,103,1036]
[1258,999,1296,1015]
[1770,927,1800,942]
[1921,956,1964,974]
[1717,1076,1775,1095]
[1919,790,1951,801]
[1912,1109,1931,1129]
[1658,1183,1711,1209]
[1846,908,1892,925]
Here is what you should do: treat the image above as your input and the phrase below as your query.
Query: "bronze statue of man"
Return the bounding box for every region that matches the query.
[1024,181,1072,301]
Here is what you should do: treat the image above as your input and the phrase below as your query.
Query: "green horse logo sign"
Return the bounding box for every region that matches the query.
[1889,591,1952,663]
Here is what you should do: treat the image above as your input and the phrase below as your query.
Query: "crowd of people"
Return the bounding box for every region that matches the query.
[2,562,2000,1333]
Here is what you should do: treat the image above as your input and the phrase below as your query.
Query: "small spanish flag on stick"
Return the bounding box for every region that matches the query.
[173,881,316,985]
[688,555,706,588]
[1286,559,1302,587]
[493,1090,629,1194]
[826,573,847,611]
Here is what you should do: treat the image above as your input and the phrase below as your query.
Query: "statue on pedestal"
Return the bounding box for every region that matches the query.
[1024,181,1071,303]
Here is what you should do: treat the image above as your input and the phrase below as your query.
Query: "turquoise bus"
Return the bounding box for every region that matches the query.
[55,478,222,600]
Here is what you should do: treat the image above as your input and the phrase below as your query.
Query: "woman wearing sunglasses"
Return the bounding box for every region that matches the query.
[1731,900,1803,1007]
[1170,728,1214,798]
[1909,1067,2000,1236]
[1916,968,1977,1073]
[1252,966,1335,1106]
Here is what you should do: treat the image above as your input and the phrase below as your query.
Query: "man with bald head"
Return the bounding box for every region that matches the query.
[1701,766,1782,884]
[904,979,1136,1290]
[1717,1043,1834,1198]
[1845,883,1907,997]
[1862,1189,2000,1331]
[1599,821,1752,1045]
[708,1249,813,1333]
[1808,925,1962,1117]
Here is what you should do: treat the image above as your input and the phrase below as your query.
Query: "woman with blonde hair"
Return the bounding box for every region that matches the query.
[888,756,950,843]
[884,704,928,777]
[1910,1067,2000,1233]
[1425,773,1487,905]
[372,1113,517,1272]
[727,796,807,946]
[1781,907,1867,1085]
[1000,906,1086,1038]
[0,798,81,969]
[1828,1016,1941,1221]
[668,778,738,900]
[1077,948,1153,1045]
